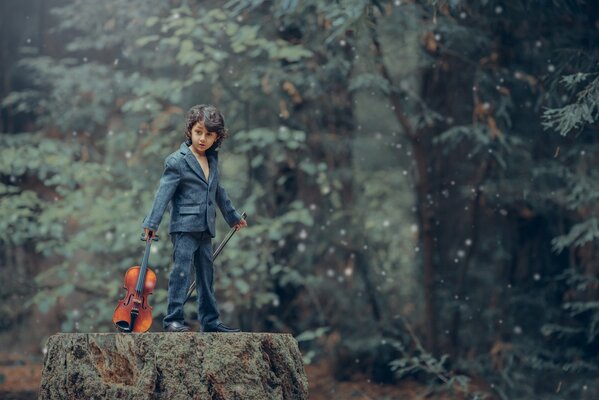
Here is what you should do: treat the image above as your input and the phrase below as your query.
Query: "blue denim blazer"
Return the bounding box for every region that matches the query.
[142,142,242,237]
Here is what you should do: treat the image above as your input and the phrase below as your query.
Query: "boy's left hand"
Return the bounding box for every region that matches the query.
[234,218,248,231]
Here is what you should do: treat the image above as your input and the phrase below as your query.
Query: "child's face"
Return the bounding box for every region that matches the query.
[189,121,218,153]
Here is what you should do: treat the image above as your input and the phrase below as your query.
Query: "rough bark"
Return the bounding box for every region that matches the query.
[39,332,308,400]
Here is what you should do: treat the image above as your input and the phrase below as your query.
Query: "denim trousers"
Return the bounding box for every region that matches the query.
[163,231,220,330]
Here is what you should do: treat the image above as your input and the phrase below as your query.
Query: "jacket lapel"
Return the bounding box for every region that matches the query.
[180,142,218,185]
[184,152,209,184]
[179,142,212,184]
[207,152,217,187]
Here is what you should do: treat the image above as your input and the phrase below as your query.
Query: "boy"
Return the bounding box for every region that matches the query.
[142,104,247,333]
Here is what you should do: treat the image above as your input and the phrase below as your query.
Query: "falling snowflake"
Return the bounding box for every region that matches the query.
[513,326,522,334]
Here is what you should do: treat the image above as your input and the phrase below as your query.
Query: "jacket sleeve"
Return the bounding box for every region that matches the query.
[142,157,181,231]
[215,182,242,228]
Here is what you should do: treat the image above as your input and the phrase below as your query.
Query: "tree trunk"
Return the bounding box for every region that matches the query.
[39,332,308,400]
[367,11,439,354]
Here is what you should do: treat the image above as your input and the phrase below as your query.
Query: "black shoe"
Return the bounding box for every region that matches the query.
[203,322,241,333]
[165,321,191,332]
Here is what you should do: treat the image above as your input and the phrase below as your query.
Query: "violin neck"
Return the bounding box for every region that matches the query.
[136,240,152,293]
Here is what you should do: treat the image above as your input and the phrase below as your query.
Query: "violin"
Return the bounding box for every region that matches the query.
[113,234,158,333]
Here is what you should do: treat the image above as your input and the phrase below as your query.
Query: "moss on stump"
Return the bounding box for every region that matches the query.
[39,332,308,400]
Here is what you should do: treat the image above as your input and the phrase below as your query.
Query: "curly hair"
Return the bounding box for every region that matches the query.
[184,104,229,150]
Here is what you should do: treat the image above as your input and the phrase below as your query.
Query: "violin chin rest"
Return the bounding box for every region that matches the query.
[115,321,131,332]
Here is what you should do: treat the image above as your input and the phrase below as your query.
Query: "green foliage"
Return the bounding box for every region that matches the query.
[433,124,523,169]
[542,73,599,136]
[349,73,392,95]
[552,218,599,253]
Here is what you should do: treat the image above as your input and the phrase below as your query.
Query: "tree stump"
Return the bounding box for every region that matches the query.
[39,332,308,400]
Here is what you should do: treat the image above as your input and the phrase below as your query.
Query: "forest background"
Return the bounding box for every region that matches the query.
[1,0,598,399]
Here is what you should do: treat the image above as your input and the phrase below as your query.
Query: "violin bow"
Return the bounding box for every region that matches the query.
[183,211,247,305]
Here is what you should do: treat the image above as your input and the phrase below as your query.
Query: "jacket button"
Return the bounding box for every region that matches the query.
[208,201,212,205]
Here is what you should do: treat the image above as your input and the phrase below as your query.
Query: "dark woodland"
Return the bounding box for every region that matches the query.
[1,0,598,399]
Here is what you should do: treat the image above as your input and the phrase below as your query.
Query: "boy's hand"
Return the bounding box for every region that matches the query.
[143,228,157,241]
[234,219,248,231]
